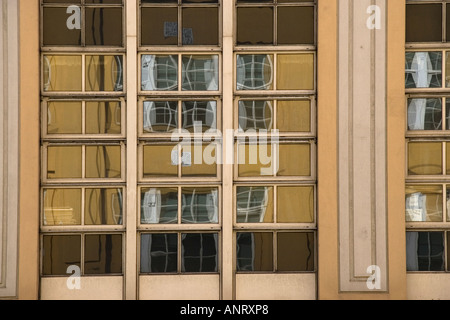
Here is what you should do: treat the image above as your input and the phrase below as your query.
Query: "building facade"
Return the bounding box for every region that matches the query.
[0,0,448,300]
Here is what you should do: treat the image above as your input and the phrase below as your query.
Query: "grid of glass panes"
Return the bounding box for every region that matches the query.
[234,0,317,273]
[406,0,450,272]
[138,1,221,275]
[40,0,125,277]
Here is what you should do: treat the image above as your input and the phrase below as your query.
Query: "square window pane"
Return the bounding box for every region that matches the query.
[278,144,311,176]
[182,233,218,272]
[181,144,217,177]
[406,4,442,43]
[141,55,178,91]
[277,6,314,45]
[43,7,81,46]
[143,145,178,177]
[238,144,273,177]
[47,101,82,134]
[85,188,123,225]
[86,101,122,135]
[42,235,81,276]
[86,56,123,92]
[236,232,273,272]
[237,7,273,45]
[143,101,178,133]
[236,186,274,223]
[277,232,314,272]
[43,189,82,226]
[406,232,445,272]
[277,54,314,90]
[140,234,178,273]
[44,55,82,92]
[237,55,274,90]
[277,100,311,132]
[277,186,314,223]
[141,188,178,224]
[181,188,218,224]
[86,8,123,46]
[405,52,442,89]
[408,142,442,176]
[406,185,443,222]
[141,7,178,46]
[47,146,82,179]
[182,55,219,91]
[182,101,217,133]
[407,98,442,131]
[85,146,122,179]
[238,101,273,131]
[85,234,123,274]
[182,7,218,45]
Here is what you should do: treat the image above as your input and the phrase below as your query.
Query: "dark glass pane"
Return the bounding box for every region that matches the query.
[406,4,442,43]
[143,101,178,133]
[141,7,178,45]
[182,7,218,45]
[407,98,442,130]
[86,8,123,46]
[237,7,273,45]
[405,52,442,89]
[406,232,445,271]
[140,234,178,273]
[42,235,81,276]
[141,188,178,224]
[182,101,217,132]
[182,233,218,273]
[277,233,314,272]
[238,101,273,131]
[236,232,273,272]
[278,6,314,45]
[85,234,123,274]
[43,7,81,46]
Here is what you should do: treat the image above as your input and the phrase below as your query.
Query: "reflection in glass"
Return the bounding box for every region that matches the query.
[85,8,123,46]
[85,188,123,225]
[238,101,273,131]
[43,189,82,226]
[182,55,219,91]
[143,145,178,177]
[408,142,442,176]
[236,187,273,223]
[43,55,82,92]
[47,146,82,179]
[406,232,445,271]
[86,101,122,134]
[182,101,217,132]
[181,233,218,272]
[236,232,273,272]
[405,52,442,89]
[182,7,219,45]
[42,235,81,276]
[47,102,82,134]
[408,98,442,130]
[141,188,178,224]
[86,55,123,92]
[277,233,314,272]
[85,146,121,178]
[181,144,217,177]
[406,185,443,222]
[236,55,274,90]
[143,101,178,133]
[181,188,218,224]
[141,55,178,91]
[85,234,123,274]
[140,234,178,273]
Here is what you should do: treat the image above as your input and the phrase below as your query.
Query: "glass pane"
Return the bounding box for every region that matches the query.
[143,101,178,133]
[141,188,178,224]
[237,55,274,90]
[182,55,219,91]
[236,186,273,223]
[408,142,442,175]
[406,186,443,222]
[141,7,178,46]
[86,8,123,46]
[278,6,314,45]
[406,4,442,43]
[181,188,218,224]
[43,189,81,226]
[85,146,122,178]
[238,101,273,131]
[278,186,314,223]
[42,235,81,276]
[238,144,273,177]
[278,144,311,176]
[47,101,82,134]
[141,55,178,91]
[236,232,273,272]
[143,145,178,177]
[86,101,122,134]
[43,7,81,46]
[85,189,123,225]
[407,98,442,130]
[181,144,217,177]
[43,55,82,92]
[406,232,445,272]
[445,52,450,88]
[47,146,82,179]
[237,7,273,45]
[182,101,217,133]
[140,234,178,273]
[277,54,314,90]
[85,234,123,274]
[181,233,218,272]
[277,233,314,272]
[405,52,442,89]
[277,100,311,132]
[182,8,218,45]
[86,55,123,92]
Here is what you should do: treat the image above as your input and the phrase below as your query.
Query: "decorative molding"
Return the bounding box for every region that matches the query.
[338,0,388,292]
[0,0,19,298]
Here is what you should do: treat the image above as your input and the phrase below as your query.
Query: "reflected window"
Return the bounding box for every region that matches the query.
[408,98,442,130]
[406,186,443,222]
[406,232,445,271]
[236,55,274,90]
[143,101,178,133]
[182,101,217,132]
[236,187,273,223]
[140,234,178,273]
[141,55,178,91]
[141,188,178,224]
[405,52,442,89]
[181,233,218,272]
[182,55,219,91]
[236,232,273,272]
[85,188,123,225]
[181,188,219,224]
[238,101,273,131]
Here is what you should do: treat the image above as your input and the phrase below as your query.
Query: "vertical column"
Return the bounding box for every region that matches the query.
[125,0,137,300]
